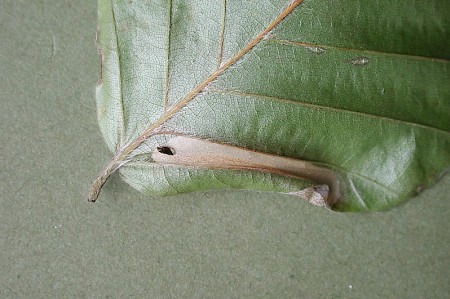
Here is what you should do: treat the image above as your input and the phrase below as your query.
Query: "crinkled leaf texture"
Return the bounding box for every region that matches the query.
[94,0,450,211]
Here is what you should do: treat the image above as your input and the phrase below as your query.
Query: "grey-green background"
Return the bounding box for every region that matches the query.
[1,1,449,298]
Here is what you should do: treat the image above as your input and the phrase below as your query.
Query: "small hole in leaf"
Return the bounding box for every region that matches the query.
[157,146,175,155]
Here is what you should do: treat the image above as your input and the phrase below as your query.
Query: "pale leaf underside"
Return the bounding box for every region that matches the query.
[91,0,450,211]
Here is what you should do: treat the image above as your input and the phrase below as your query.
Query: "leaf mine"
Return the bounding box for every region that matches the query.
[152,136,340,206]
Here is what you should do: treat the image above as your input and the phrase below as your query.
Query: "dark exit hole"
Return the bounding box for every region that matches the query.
[157,146,175,155]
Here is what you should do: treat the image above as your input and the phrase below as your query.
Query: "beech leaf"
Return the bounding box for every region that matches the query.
[90,0,450,211]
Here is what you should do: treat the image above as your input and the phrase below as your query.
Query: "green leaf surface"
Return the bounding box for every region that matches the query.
[93,0,450,211]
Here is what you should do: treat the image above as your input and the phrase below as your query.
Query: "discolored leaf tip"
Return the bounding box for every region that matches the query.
[287,185,332,209]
